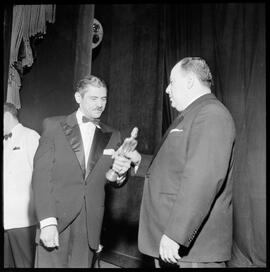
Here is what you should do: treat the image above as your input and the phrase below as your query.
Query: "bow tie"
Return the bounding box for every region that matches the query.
[82,116,100,127]
[4,133,12,140]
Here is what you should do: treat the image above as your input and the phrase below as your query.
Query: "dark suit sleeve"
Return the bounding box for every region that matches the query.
[32,118,57,222]
[164,105,235,247]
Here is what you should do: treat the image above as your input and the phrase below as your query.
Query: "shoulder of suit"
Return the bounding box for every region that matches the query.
[43,115,66,125]
[41,115,66,133]
[198,100,235,126]
[19,124,40,139]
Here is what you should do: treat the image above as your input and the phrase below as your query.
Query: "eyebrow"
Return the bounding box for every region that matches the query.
[89,95,107,98]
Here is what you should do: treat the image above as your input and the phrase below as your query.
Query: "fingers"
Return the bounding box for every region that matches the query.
[160,245,179,263]
[112,154,131,174]
[125,150,141,165]
[54,231,59,247]
[41,237,55,248]
[173,251,181,262]
[159,244,165,262]
[40,225,58,248]
[159,235,181,264]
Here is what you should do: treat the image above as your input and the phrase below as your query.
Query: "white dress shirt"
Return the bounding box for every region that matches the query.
[76,109,97,166]
[4,123,40,229]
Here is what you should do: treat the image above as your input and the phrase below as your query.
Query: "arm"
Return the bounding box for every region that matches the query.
[26,131,40,170]
[32,121,57,222]
[32,119,59,248]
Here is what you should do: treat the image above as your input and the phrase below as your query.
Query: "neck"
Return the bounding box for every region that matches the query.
[9,119,19,132]
[185,89,211,109]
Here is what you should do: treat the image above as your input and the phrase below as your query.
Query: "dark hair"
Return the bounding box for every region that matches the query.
[76,75,107,96]
[179,57,214,88]
[4,102,18,118]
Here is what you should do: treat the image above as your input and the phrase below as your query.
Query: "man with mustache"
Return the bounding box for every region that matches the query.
[138,57,236,268]
[32,75,141,267]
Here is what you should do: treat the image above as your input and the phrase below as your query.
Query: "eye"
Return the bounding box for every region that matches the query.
[89,97,97,101]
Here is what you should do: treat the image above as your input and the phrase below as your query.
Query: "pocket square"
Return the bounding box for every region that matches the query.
[13,146,20,150]
[170,128,184,133]
[103,149,115,156]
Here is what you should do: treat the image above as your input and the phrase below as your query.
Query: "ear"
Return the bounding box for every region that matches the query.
[186,73,195,89]
[74,92,81,104]
[5,111,12,121]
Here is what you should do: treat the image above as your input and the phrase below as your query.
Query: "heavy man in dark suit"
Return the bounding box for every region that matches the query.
[138,57,236,268]
[32,75,141,267]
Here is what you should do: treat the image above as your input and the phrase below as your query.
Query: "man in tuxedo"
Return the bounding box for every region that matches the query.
[138,57,236,268]
[32,75,140,267]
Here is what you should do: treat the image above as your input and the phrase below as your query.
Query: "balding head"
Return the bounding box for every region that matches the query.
[166,57,212,112]
[177,57,213,88]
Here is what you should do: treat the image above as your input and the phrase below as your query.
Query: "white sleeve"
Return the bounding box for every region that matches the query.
[40,217,58,229]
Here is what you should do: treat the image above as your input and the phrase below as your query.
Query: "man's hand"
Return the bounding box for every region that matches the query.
[159,234,181,264]
[125,150,141,166]
[112,152,132,175]
[40,225,59,248]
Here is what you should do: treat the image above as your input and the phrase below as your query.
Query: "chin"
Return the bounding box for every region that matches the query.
[92,112,102,118]
[171,102,176,109]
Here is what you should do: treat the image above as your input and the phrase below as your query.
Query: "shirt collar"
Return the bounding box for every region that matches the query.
[10,123,22,135]
[76,109,100,129]
[181,93,216,117]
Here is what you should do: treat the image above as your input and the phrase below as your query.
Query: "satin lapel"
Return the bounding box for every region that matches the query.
[85,127,112,180]
[60,113,85,175]
[148,114,184,169]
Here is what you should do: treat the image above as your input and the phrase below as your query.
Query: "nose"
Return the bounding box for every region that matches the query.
[165,85,171,94]
[96,99,103,108]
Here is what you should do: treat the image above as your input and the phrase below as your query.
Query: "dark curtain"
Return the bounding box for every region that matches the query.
[19,5,80,133]
[91,5,164,267]
[92,4,164,154]
[73,4,95,86]
[3,5,13,101]
[162,3,265,267]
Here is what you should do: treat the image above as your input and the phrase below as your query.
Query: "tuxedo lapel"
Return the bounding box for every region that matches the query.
[85,124,112,180]
[60,112,86,175]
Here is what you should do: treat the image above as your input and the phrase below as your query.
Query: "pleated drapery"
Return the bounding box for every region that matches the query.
[7,5,56,109]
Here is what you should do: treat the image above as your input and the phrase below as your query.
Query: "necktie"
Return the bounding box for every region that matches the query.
[4,133,12,140]
[82,116,100,127]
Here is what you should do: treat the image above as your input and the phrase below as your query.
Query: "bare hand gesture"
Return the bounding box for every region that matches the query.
[112,152,132,175]
[40,225,59,248]
[125,150,141,166]
[159,234,181,264]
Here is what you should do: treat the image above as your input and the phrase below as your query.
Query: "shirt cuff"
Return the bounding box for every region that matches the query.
[40,217,57,229]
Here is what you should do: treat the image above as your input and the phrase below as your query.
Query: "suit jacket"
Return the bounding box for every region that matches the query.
[32,111,123,250]
[4,123,40,229]
[138,93,236,262]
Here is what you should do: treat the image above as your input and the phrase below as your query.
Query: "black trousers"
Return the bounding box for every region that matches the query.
[35,198,94,268]
[4,225,36,268]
